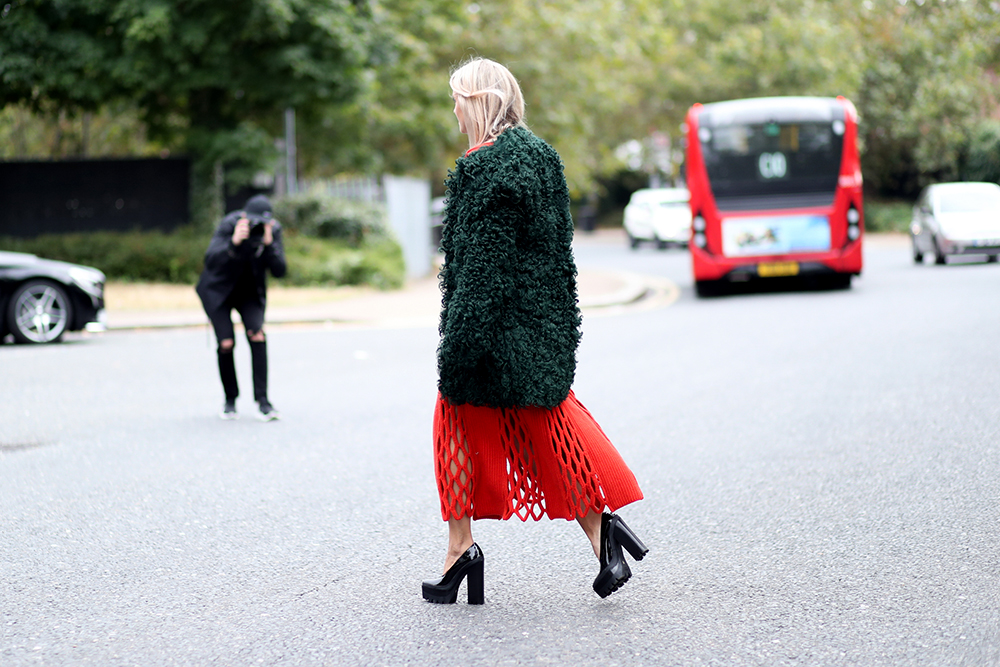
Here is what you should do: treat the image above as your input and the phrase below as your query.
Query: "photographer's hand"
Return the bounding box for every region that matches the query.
[263,222,275,246]
[232,217,251,246]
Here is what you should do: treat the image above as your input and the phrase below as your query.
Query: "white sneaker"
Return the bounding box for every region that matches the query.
[257,400,280,422]
[220,400,238,420]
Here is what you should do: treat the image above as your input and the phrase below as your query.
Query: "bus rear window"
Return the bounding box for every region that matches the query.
[700,121,842,205]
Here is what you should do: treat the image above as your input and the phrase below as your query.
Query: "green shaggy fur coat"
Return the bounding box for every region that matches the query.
[438,126,582,408]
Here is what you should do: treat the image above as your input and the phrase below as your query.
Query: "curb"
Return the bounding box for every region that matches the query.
[104,269,678,332]
[577,270,649,309]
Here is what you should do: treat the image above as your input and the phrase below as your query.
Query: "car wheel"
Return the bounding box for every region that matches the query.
[987,254,998,263]
[6,279,73,344]
[912,240,923,264]
[933,238,946,265]
[628,234,641,250]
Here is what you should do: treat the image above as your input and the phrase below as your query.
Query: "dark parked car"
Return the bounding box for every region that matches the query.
[0,251,106,344]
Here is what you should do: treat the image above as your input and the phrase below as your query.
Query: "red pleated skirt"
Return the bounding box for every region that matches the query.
[433,390,643,521]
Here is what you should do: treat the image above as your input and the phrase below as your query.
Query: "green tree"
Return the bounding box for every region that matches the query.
[966,119,1000,184]
[855,0,999,197]
[0,102,167,159]
[295,0,469,182]
[0,0,373,227]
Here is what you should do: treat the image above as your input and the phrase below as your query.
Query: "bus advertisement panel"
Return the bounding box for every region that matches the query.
[684,96,863,295]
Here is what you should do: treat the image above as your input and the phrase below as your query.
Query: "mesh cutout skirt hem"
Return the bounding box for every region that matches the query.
[433,390,644,522]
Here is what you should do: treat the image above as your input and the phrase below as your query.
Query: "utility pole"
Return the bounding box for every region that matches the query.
[284,107,297,195]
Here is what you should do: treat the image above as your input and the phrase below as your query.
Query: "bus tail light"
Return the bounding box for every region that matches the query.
[847,205,861,242]
[692,215,708,251]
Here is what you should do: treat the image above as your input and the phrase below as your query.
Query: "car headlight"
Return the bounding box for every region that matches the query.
[68,266,105,300]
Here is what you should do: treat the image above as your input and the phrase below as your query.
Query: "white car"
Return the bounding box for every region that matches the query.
[623,188,691,249]
[911,182,1000,264]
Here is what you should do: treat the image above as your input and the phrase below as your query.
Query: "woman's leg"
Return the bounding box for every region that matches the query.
[444,517,474,573]
[577,510,602,558]
[435,397,477,572]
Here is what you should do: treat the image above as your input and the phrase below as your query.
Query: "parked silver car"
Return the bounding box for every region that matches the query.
[911,182,1000,264]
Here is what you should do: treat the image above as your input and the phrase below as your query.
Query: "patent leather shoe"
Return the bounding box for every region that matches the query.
[593,513,648,598]
[422,543,485,604]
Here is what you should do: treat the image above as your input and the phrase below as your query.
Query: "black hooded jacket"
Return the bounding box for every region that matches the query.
[195,211,287,315]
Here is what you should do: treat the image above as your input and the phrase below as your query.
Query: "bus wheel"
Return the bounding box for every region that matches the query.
[987,255,998,263]
[695,280,722,297]
[825,274,852,290]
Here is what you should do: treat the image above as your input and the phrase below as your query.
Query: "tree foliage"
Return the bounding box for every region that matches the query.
[3,0,999,202]
[966,119,1000,184]
[294,0,468,179]
[855,0,1000,196]
[1,0,374,224]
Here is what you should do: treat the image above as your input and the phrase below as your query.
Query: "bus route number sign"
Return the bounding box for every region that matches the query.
[758,152,788,180]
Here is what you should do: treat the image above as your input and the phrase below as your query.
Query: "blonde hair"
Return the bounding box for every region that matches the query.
[450,57,526,147]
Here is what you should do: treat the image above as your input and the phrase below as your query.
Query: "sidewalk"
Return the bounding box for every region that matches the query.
[105,242,663,331]
[103,229,901,331]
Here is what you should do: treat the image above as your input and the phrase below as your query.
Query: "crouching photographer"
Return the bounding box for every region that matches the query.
[196,195,286,421]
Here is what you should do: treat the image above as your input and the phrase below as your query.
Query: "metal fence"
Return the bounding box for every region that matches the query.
[303,176,385,204]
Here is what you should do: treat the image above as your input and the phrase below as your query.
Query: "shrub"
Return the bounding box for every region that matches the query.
[272,190,389,247]
[0,229,206,283]
[283,236,404,289]
[864,199,913,233]
[0,227,405,289]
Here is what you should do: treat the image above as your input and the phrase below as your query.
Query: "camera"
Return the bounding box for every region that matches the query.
[241,210,272,237]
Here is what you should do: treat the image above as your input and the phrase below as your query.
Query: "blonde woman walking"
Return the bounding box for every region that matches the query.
[422,58,647,604]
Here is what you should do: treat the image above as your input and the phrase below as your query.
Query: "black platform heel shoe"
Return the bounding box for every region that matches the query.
[422,543,485,605]
[593,513,649,598]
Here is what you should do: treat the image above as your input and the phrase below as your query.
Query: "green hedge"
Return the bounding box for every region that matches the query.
[0,191,405,288]
[0,229,207,283]
[0,230,404,288]
[272,191,389,247]
[283,236,403,289]
[864,199,913,233]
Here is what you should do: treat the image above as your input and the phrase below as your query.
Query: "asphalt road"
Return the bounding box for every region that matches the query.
[2,236,999,666]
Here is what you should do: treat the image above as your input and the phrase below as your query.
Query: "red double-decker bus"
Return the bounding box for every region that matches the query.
[684,96,863,295]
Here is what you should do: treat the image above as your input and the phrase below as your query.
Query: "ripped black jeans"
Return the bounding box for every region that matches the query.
[208,297,268,403]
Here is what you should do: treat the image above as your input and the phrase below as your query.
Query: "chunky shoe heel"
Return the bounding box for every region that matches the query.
[422,543,485,605]
[614,516,649,561]
[593,512,648,598]
[466,557,485,605]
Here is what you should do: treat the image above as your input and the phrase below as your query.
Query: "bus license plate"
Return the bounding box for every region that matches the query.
[757,261,799,277]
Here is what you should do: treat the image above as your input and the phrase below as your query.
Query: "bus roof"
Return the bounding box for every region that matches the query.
[696,97,844,126]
